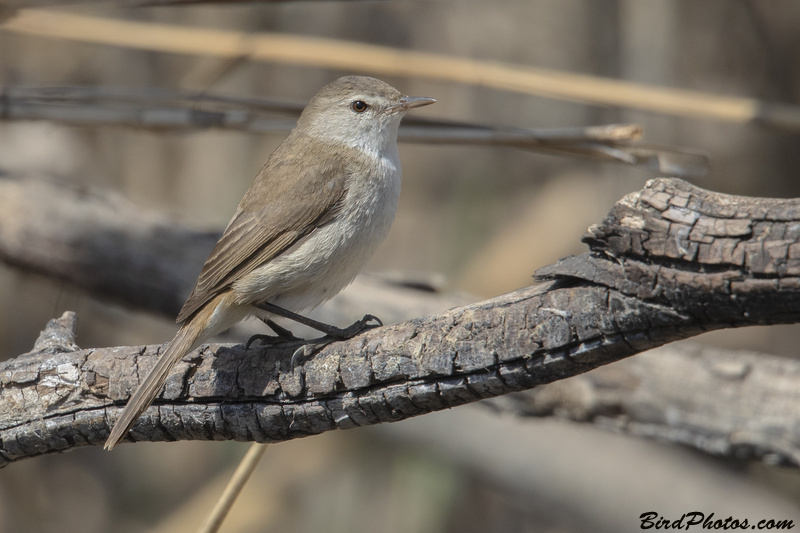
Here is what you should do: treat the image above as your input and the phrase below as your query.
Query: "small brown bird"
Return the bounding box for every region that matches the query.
[104,76,435,450]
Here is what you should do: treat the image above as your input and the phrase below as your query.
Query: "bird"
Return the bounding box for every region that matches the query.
[104,76,435,450]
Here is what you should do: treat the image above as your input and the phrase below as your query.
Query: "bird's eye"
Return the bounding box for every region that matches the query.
[351,100,369,113]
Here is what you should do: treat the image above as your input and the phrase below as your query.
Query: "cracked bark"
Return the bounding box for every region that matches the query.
[2,177,800,466]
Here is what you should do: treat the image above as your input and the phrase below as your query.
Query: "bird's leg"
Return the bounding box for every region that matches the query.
[264,319,300,340]
[256,302,383,339]
[246,318,301,350]
[251,303,383,365]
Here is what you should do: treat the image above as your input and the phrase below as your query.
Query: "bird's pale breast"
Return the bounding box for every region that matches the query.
[232,145,402,313]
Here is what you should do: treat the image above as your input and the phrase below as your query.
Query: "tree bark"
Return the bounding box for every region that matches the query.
[493,341,800,466]
[2,177,800,466]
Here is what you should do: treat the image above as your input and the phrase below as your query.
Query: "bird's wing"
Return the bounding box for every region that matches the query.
[176,154,349,323]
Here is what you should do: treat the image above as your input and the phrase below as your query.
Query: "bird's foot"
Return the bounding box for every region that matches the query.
[290,314,383,366]
[325,314,383,339]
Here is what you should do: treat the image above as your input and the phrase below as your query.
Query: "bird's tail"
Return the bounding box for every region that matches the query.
[104,320,203,450]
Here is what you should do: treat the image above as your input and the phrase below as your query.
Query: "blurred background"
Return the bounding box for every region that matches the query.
[2,0,800,531]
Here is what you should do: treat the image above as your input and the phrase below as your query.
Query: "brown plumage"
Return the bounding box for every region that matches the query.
[104,76,434,450]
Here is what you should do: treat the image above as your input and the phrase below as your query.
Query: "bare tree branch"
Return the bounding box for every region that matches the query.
[2,177,800,466]
[0,173,465,323]
[493,341,800,466]
[0,86,708,177]
[3,10,799,133]
[0,280,688,466]
[0,173,213,317]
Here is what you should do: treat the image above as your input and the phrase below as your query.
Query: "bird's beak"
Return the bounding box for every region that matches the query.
[391,96,436,112]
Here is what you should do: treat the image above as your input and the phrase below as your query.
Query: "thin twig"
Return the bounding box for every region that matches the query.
[0,86,709,177]
[197,443,270,533]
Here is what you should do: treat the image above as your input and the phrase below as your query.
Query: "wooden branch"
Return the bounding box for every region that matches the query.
[497,342,800,466]
[3,177,800,466]
[0,174,465,323]
[3,10,800,133]
[0,86,708,177]
[0,175,214,317]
